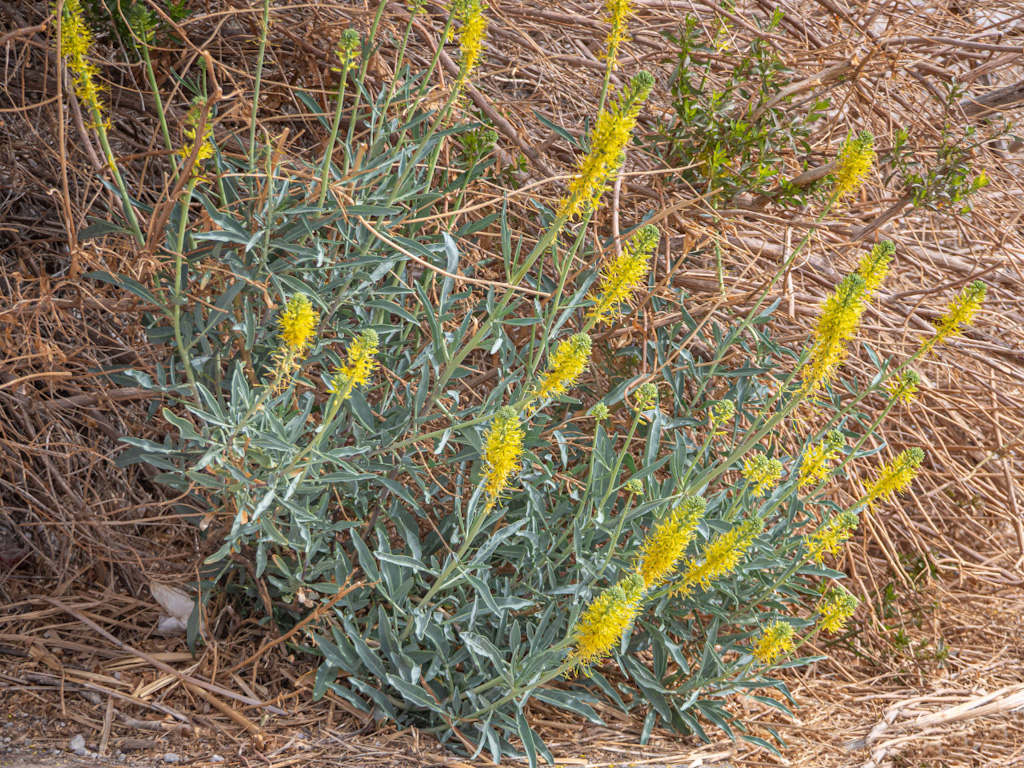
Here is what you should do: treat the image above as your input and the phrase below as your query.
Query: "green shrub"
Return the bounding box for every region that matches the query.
[60,0,989,762]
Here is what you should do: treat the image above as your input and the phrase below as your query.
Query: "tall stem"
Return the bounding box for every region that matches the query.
[247,0,272,168]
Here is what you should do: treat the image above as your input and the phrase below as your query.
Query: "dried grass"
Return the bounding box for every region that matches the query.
[2,0,1024,764]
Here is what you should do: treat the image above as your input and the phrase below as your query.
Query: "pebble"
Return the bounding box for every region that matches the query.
[164,753,181,763]
[210,756,225,763]
[70,734,87,756]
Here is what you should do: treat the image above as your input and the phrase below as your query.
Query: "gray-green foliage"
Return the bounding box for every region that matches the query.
[88,18,904,766]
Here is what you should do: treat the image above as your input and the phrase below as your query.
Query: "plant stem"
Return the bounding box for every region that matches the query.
[91,108,145,245]
[247,0,272,169]
[318,60,353,208]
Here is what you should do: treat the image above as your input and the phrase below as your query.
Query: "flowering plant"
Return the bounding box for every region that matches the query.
[72,0,987,761]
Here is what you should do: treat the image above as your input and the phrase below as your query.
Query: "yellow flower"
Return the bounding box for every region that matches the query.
[559,71,654,219]
[453,0,487,81]
[804,510,859,564]
[480,405,524,505]
[677,517,763,596]
[587,224,658,325]
[602,0,633,68]
[751,620,795,664]
[569,573,645,671]
[637,496,705,588]
[277,294,319,352]
[798,430,845,490]
[857,240,894,297]
[336,29,361,68]
[931,280,987,348]
[178,102,215,164]
[818,586,858,634]
[741,454,784,497]
[535,333,591,401]
[832,131,875,201]
[58,0,107,127]
[331,329,380,400]
[885,369,920,404]
[803,273,866,391]
[708,399,735,433]
[864,447,924,508]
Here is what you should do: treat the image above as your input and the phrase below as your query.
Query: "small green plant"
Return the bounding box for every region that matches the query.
[60,0,990,761]
[881,81,1001,215]
[658,13,829,205]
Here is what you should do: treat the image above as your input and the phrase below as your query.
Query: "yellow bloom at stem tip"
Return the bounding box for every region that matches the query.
[864,447,924,508]
[481,405,524,506]
[931,280,987,349]
[798,430,845,490]
[535,333,591,401]
[709,399,735,433]
[58,0,107,127]
[752,620,795,664]
[587,224,659,325]
[558,71,654,219]
[857,240,894,296]
[885,369,920,404]
[179,102,215,163]
[803,273,866,392]
[569,573,645,671]
[677,517,763,596]
[336,29,361,68]
[453,0,487,81]
[818,586,858,634]
[804,510,859,564]
[278,294,319,352]
[832,130,875,201]
[741,453,784,497]
[804,241,894,392]
[637,495,705,588]
[602,0,633,69]
[331,329,380,400]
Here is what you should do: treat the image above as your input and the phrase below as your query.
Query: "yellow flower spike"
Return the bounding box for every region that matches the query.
[741,454,784,497]
[677,517,764,596]
[480,405,525,506]
[58,0,108,128]
[804,510,859,564]
[637,495,705,588]
[331,329,380,401]
[798,430,845,490]
[864,447,924,508]
[587,224,659,325]
[559,71,654,219]
[751,620,795,664]
[818,586,858,634]
[708,399,735,434]
[602,0,633,69]
[931,280,987,348]
[277,294,319,353]
[535,333,592,401]
[569,573,645,671]
[885,369,921,404]
[453,0,487,81]
[857,240,895,297]
[803,273,867,392]
[178,101,215,163]
[832,130,875,201]
[336,28,361,68]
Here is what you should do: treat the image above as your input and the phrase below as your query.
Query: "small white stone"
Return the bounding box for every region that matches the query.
[210,755,225,763]
[69,734,86,753]
[163,753,181,763]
